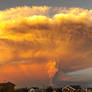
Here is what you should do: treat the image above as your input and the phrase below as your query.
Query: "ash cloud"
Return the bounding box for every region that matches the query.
[0,6,92,86]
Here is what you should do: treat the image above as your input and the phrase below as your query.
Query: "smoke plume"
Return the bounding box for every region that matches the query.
[47,61,58,86]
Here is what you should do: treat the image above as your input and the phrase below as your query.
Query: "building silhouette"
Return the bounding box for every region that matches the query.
[0,82,15,92]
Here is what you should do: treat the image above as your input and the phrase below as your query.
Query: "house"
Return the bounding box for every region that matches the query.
[0,82,15,92]
[62,85,85,92]
[62,85,75,92]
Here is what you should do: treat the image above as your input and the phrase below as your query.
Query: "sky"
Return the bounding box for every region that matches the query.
[1,0,92,9]
[0,0,92,88]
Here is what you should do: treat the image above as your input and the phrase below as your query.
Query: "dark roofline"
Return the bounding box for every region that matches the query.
[0,82,15,86]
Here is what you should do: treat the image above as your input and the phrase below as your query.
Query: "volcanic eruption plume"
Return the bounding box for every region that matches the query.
[0,6,91,87]
[47,61,58,86]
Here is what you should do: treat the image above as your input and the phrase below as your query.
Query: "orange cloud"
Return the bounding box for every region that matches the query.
[0,63,48,84]
[0,6,91,86]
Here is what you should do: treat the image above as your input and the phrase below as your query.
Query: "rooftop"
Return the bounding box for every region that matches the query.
[0,82,15,86]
